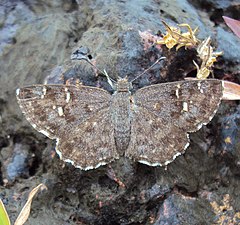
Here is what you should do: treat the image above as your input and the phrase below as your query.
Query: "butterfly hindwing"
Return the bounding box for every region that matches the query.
[126,106,189,166]
[56,108,119,169]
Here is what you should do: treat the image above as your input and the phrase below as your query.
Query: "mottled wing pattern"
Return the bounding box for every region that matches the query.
[17,85,119,169]
[126,79,223,166]
[56,108,118,170]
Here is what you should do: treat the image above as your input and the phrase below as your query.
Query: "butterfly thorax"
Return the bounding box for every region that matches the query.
[111,78,132,155]
[115,77,132,92]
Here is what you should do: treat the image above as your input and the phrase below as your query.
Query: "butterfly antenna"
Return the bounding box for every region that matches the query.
[85,59,117,88]
[131,57,166,83]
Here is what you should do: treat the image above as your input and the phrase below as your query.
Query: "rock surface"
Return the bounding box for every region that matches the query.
[0,0,240,224]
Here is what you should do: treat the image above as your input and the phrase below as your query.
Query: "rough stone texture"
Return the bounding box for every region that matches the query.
[0,0,240,224]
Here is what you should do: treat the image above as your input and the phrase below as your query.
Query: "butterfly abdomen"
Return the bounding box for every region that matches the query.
[111,91,131,155]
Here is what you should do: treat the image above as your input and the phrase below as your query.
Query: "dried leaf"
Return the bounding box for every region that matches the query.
[193,60,211,80]
[14,184,47,225]
[223,16,240,39]
[195,37,222,79]
[222,80,240,100]
[157,21,199,50]
[0,199,11,225]
[156,21,224,80]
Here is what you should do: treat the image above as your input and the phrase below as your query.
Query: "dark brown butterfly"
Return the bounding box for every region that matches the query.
[16,77,223,170]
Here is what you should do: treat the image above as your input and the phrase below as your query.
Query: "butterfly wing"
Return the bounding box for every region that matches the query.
[126,79,223,166]
[17,84,119,170]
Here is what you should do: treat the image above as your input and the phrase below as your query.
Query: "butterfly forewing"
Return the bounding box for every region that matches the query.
[125,79,223,166]
[17,84,119,169]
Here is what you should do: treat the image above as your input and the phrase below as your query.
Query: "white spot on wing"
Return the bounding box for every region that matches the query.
[175,89,179,98]
[66,92,71,103]
[183,102,188,112]
[58,106,64,116]
[88,105,94,111]
[40,86,47,99]
[16,88,20,96]
[43,86,47,95]
[197,82,204,93]
[197,82,201,90]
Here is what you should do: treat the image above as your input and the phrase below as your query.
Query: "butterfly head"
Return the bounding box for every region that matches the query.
[116,77,132,92]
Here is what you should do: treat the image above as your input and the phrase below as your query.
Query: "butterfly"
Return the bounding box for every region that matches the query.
[16,76,223,170]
